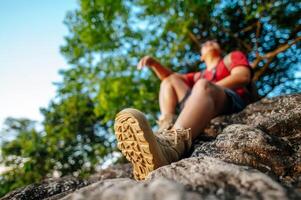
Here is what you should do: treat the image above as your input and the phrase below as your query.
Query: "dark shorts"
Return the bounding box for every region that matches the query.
[176,88,246,115]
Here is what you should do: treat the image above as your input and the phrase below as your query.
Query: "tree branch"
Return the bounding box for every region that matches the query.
[255,20,261,57]
[251,36,301,69]
[239,21,258,34]
[188,31,202,50]
[212,20,253,52]
[253,58,273,81]
[264,36,301,58]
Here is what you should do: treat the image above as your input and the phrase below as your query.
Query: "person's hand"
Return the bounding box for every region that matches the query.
[137,56,157,70]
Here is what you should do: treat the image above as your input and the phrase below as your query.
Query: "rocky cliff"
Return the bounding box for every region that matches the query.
[2,94,301,200]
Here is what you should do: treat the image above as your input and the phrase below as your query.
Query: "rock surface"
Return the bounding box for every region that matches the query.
[1,94,301,200]
[195,94,301,186]
[1,164,132,200]
[149,156,288,200]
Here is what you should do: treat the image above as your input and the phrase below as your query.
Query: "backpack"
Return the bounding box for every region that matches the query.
[223,53,261,103]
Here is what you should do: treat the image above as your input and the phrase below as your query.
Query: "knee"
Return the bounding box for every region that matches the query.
[192,79,213,96]
[161,73,180,88]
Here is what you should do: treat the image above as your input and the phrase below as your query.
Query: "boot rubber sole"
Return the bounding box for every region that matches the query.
[114,108,168,180]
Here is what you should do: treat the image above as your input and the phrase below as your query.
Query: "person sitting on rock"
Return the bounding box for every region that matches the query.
[114,40,252,180]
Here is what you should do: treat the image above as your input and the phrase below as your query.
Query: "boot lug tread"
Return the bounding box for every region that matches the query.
[114,113,156,180]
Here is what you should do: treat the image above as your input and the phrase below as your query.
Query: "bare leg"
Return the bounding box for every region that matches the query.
[159,74,190,117]
[173,79,228,140]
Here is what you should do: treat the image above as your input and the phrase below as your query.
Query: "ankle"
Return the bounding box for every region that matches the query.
[159,113,176,120]
[172,124,185,130]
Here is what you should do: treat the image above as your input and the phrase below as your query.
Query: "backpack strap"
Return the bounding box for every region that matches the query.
[223,52,259,103]
[223,52,254,77]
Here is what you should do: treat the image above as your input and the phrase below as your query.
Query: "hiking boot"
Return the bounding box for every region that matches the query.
[114,108,192,180]
[156,113,177,132]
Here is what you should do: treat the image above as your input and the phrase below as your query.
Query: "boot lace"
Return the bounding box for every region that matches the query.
[156,128,191,146]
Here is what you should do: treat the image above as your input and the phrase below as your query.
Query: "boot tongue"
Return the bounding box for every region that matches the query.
[157,128,192,150]
[154,128,192,163]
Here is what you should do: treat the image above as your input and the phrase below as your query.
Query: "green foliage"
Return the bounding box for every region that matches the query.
[0,93,113,196]
[0,118,47,196]
[1,0,300,197]
[61,0,301,97]
[41,92,111,176]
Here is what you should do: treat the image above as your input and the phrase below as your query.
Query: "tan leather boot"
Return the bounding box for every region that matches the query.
[114,108,192,180]
[156,113,177,132]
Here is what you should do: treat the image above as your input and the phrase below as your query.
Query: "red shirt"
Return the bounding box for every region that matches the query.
[183,51,251,100]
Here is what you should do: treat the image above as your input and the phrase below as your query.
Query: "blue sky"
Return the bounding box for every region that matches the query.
[0,0,78,127]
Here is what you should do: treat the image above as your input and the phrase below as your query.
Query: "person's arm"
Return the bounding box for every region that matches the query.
[137,56,173,80]
[215,66,251,89]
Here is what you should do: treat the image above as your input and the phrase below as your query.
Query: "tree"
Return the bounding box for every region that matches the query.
[0,92,114,197]
[0,118,48,196]
[61,0,301,126]
[41,92,112,176]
